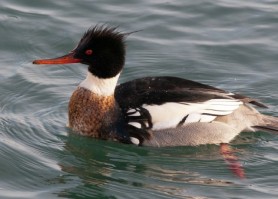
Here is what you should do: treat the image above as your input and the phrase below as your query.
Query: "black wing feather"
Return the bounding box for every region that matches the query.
[116,76,227,109]
[115,76,266,109]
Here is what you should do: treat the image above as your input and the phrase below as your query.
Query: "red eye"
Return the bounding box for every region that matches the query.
[85,49,93,55]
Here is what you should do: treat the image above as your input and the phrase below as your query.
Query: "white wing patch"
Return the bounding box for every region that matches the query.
[130,137,140,145]
[127,108,151,129]
[142,99,242,130]
[185,113,215,123]
[128,122,142,128]
[127,109,141,116]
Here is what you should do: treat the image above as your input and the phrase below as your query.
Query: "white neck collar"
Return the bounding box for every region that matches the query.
[79,72,120,96]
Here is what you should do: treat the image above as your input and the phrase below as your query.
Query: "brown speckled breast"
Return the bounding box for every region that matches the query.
[68,87,120,139]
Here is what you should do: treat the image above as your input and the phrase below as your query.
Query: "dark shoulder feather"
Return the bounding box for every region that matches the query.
[115,76,267,109]
[115,76,226,109]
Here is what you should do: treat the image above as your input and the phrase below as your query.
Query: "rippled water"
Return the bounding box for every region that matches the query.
[1,0,278,198]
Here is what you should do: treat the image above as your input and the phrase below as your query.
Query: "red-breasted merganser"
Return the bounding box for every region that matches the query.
[33,25,278,147]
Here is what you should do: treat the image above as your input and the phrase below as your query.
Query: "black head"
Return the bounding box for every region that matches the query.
[33,25,127,79]
[74,26,126,78]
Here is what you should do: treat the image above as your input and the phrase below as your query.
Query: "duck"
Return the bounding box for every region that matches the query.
[33,25,278,147]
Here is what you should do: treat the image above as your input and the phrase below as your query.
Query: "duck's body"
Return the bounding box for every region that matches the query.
[68,73,275,146]
[33,25,278,147]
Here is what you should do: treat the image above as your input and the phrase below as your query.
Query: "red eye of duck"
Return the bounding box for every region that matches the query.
[85,49,93,55]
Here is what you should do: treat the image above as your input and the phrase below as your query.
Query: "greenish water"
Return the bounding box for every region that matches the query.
[1,0,278,198]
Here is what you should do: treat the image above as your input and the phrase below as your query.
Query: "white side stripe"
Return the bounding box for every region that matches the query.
[199,115,216,122]
[142,99,242,130]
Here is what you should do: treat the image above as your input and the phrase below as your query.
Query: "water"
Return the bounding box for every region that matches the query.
[1,0,278,198]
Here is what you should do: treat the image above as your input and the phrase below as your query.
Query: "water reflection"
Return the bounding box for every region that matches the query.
[56,133,244,199]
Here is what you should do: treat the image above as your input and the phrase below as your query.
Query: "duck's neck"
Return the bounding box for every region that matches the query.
[79,72,120,96]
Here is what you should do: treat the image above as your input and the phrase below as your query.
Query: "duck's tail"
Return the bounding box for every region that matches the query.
[254,115,278,133]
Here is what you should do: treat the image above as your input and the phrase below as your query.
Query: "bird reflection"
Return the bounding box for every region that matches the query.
[55,133,249,198]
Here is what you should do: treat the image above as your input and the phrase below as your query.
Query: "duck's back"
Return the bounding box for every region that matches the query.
[115,76,269,146]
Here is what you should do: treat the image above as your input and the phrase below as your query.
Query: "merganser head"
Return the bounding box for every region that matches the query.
[33,25,126,79]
